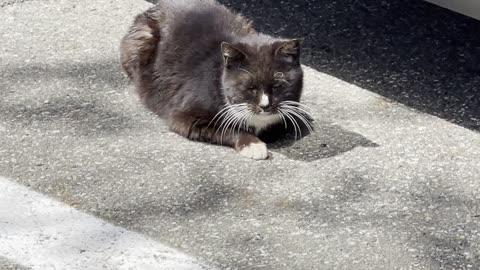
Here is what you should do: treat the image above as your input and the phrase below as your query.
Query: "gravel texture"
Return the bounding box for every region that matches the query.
[0,257,30,270]
[0,0,32,8]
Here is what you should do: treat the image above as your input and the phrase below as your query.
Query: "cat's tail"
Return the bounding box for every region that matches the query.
[120,8,161,80]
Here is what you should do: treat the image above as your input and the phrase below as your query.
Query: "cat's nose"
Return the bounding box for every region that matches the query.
[259,93,270,110]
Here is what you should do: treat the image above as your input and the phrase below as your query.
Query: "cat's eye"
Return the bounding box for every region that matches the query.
[248,86,256,92]
[272,83,281,89]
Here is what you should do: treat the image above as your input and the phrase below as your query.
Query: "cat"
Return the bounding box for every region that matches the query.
[120,0,312,160]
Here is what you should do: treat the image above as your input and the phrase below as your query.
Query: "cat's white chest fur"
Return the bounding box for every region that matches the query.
[247,113,282,133]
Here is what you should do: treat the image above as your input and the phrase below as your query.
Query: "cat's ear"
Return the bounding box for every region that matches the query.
[275,38,303,60]
[221,42,246,66]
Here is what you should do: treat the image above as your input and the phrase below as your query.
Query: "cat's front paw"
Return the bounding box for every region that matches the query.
[238,141,269,160]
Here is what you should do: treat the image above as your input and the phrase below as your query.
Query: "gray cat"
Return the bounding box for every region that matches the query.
[121,0,312,159]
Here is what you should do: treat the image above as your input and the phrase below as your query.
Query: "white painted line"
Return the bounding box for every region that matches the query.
[0,177,212,270]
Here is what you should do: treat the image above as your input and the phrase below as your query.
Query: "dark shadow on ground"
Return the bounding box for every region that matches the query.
[219,0,480,132]
[0,61,138,136]
[0,61,127,94]
[97,180,239,227]
[0,96,135,136]
[268,121,378,162]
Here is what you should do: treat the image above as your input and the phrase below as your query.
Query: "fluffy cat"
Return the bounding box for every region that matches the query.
[120,0,312,159]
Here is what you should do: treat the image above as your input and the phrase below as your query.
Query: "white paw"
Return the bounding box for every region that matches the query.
[239,141,269,160]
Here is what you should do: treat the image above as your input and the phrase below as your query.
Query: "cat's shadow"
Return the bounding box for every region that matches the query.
[264,119,378,162]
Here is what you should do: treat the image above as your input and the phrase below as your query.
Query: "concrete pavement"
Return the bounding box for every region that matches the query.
[1,0,479,269]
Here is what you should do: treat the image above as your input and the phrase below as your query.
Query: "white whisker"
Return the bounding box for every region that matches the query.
[215,105,243,144]
[216,112,234,144]
[237,109,251,135]
[290,113,303,139]
[219,104,249,143]
[244,111,254,131]
[278,111,288,129]
[220,108,242,143]
[279,108,301,140]
[232,108,248,136]
[281,104,313,118]
[281,105,313,125]
[280,101,313,112]
[208,104,243,129]
[282,108,314,134]
[212,111,230,137]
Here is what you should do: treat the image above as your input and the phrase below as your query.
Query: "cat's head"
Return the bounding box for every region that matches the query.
[220,36,305,131]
